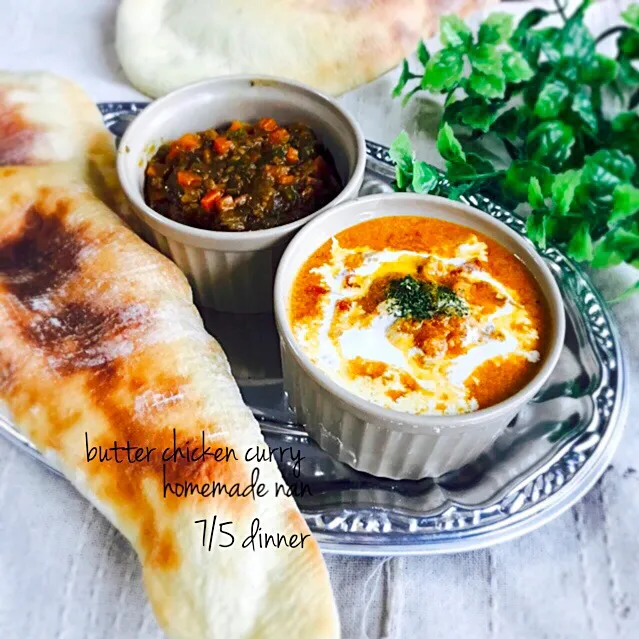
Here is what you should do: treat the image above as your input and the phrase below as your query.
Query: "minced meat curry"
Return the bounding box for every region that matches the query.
[144,117,343,232]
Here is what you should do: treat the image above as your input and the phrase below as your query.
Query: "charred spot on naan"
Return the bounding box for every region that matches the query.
[0,201,152,374]
[0,199,82,301]
[25,302,151,374]
[0,88,39,166]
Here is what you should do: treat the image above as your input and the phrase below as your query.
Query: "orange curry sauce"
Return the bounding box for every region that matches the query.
[289,216,550,414]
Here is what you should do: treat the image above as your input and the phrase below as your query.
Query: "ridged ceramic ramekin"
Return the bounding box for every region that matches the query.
[117,76,366,313]
[274,194,566,480]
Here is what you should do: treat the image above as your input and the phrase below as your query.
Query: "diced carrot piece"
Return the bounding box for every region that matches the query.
[278,175,296,185]
[214,136,234,155]
[176,133,201,151]
[269,128,290,145]
[166,145,181,161]
[228,120,245,132]
[286,147,299,164]
[215,195,235,212]
[200,189,222,212]
[146,164,159,177]
[177,171,202,188]
[258,117,278,132]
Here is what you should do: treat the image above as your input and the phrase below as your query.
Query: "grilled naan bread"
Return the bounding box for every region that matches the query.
[0,72,339,638]
[0,165,339,639]
[116,0,496,98]
[0,71,140,229]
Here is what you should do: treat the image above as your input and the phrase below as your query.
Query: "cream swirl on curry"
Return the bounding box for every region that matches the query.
[289,216,549,415]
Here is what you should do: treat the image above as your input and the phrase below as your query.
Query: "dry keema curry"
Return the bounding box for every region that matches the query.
[290,216,550,415]
[144,117,342,232]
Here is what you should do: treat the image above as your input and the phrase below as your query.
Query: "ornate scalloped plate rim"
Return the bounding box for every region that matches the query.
[0,103,628,556]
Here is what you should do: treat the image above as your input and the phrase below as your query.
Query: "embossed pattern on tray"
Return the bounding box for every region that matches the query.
[0,103,627,555]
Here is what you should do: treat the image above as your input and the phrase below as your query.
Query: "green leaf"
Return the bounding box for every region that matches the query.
[412,161,440,194]
[465,152,495,174]
[417,39,430,67]
[527,211,551,249]
[582,149,636,191]
[611,112,639,162]
[445,153,495,182]
[580,54,618,85]
[568,223,594,262]
[622,4,639,30]
[575,150,636,216]
[526,121,575,170]
[446,183,473,201]
[469,44,504,76]
[619,29,639,59]
[491,107,527,141]
[592,234,627,268]
[478,12,514,45]
[528,177,545,210]
[617,58,639,85]
[437,122,466,164]
[511,8,549,43]
[392,59,412,98]
[534,80,571,119]
[422,48,464,91]
[502,51,534,83]
[446,161,477,181]
[400,85,421,107]
[503,160,553,201]
[389,131,414,190]
[610,183,639,223]
[605,228,639,255]
[511,9,548,66]
[537,27,562,63]
[557,9,595,62]
[445,97,501,132]
[571,86,598,133]
[469,70,506,99]
[552,169,582,216]
[440,15,473,49]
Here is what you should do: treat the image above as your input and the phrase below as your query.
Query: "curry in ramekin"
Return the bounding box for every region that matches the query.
[144,117,342,232]
[289,216,549,416]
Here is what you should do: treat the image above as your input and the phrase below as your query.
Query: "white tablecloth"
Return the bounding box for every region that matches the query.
[1,1,638,638]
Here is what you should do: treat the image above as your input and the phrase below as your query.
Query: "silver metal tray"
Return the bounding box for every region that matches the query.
[0,102,628,555]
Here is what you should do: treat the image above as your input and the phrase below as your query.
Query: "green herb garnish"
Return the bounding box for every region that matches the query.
[390,0,639,298]
[386,276,468,320]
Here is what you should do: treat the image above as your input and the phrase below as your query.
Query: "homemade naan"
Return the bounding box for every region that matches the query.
[0,71,137,227]
[0,166,339,639]
[116,0,495,98]
[0,71,339,638]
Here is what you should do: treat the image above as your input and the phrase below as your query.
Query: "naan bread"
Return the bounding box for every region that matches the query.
[0,164,339,639]
[116,0,495,98]
[0,70,140,231]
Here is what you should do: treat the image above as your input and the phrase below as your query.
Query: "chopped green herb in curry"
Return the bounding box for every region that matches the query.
[386,275,469,321]
[144,117,342,232]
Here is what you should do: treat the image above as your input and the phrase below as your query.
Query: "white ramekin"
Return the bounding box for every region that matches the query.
[274,194,566,480]
[117,76,366,313]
